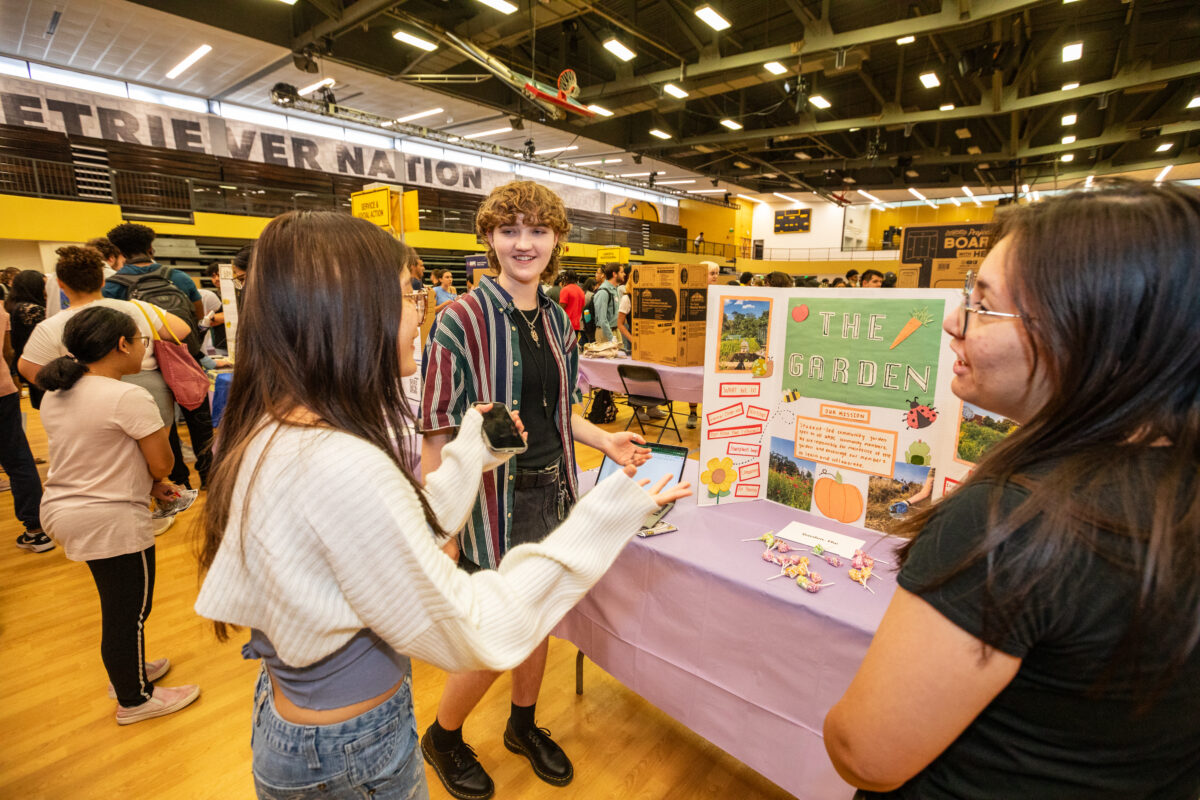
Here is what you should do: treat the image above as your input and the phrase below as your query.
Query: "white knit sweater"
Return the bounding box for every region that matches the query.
[195,408,656,672]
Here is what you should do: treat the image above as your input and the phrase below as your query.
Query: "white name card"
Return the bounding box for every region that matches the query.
[776,521,865,559]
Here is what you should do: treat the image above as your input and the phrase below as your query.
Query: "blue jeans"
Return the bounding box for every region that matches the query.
[251,668,430,800]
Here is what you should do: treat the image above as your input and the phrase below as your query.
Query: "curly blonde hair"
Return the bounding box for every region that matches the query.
[475,181,571,282]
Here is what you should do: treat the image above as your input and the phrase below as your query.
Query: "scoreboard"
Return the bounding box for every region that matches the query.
[773,208,812,233]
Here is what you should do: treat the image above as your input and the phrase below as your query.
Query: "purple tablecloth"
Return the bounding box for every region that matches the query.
[577,357,705,404]
[554,463,899,799]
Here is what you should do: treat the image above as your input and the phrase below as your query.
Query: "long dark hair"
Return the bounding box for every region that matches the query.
[197,211,443,639]
[899,179,1200,691]
[3,270,46,313]
[37,306,137,391]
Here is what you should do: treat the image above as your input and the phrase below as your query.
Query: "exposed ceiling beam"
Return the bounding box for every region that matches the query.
[652,59,1200,149]
[578,0,1043,100]
[211,54,295,101]
[292,0,397,52]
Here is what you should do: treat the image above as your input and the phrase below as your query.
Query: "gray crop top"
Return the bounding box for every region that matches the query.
[243,628,410,710]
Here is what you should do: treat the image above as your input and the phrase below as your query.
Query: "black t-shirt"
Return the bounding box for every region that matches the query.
[512,308,561,470]
[870,474,1200,799]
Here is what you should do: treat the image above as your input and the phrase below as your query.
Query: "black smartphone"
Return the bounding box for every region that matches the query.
[479,403,527,454]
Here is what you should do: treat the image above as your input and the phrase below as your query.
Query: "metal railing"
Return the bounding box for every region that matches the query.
[0,155,80,199]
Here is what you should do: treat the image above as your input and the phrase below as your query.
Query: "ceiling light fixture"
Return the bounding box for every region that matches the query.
[1062,81,1080,91]
[165,44,212,79]
[773,193,800,204]
[763,61,787,75]
[809,94,831,109]
[689,188,726,193]
[919,72,940,89]
[1188,96,1200,109]
[534,145,579,155]
[663,83,689,99]
[962,186,975,197]
[1021,184,1030,193]
[950,197,962,206]
[574,160,603,166]
[620,172,651,177]
[896,35,915,45]
[736,194,763,204]
[1085,174,1094,187]
[474,0,518,13]
[734,161,751,169]
[394,107,443,124]
[925,200,937,209]
[908,187,927,201]
[393,30,438,51]
[1156,142,1174,152]
[1062,42,1083,62]
[1061,153,1074,162]
[649,128,672,140]
[857,189,882,203]
[1062,134,1076,144]
[603,158,622,164]
[693,5,731,31]
[298,77,335,96]
[586,104,614,116]
[603,37,636,61]
[1156,164,1172,183]
[795,151,812,160]
[939,103,955,111]
[720,118,743,130]
[658,179,696,185]
[1061,113,1077,126]
[276,0,298,4]
[463,126,512,139]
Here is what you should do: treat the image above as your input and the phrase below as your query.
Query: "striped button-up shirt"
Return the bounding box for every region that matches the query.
[420,274,581,569]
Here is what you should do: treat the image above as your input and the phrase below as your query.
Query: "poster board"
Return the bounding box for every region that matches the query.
[896,224,990,288]
[217,264,239,362]
[698,287,981,537]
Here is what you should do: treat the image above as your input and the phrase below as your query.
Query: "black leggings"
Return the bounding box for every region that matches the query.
[86,547,156,707]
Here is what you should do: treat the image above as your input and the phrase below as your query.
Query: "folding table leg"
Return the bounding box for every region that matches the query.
[575,649,585,695]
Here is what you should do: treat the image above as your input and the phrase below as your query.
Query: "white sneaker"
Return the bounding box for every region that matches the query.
[115,684,199,725]
[153,516,175,536]
[647,407,669,419]
[687,413,699,429]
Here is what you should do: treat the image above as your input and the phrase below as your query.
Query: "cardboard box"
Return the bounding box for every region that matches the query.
[897,224,989,288]
[628,263,708,366]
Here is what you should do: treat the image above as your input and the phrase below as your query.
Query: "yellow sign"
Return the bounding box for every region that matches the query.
[597,246,630,264]
[351,187,394,231]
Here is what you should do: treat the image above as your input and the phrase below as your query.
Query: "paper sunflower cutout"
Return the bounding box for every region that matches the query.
[702,456,735,502]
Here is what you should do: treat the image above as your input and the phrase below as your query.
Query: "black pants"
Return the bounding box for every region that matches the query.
[460,461,574,573]
[167,398,214,487]
[86,547,156,707]
[0,392,42,532]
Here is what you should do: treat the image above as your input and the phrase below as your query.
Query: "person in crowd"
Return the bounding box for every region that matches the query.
[592,263,622,344]
[766,271,794,288]
[5,269,47,409]
[616,276,634,352]
[38,306,198,723]
[845,269,860,287]
[432,268,458,314]
[706,262,721,284]
[882,271,898,288]
[545,273,563,305]
[557,270,585,344]
[101,223,213,488]
[464,272,477,293]
[825,179,1200,798]
[420,182,658,799]
[1,298,49,552]
[195,209,685,799]
[694,231,704,253]
[831,277,848,287]
[410,256,426,292]
[860,269,885,288]
[86,237,123,278]
[199,261,227,354]
[102,223,204,323]
[581,277,598,343]
[820,278,831,287]
[19,247,195,522]
[739,271,753,285]
[0,267,19,301]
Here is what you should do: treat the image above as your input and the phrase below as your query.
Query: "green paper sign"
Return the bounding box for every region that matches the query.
[782,298,945,411]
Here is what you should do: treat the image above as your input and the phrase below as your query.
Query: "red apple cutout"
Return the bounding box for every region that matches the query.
[792,304,810,323]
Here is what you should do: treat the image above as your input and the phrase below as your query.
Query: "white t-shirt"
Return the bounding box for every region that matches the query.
[22,298,161,372]
[39,375,164,561]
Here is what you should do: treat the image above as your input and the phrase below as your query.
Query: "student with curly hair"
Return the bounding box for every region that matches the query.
[420,181,653,798]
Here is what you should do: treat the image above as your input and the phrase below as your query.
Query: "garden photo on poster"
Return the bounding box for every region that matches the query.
[866,460,933,534]
[767,437,815,511]
[717,297,772,373]
[955,402,1017,464]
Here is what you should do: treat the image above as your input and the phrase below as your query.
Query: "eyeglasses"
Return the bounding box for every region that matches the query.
[402,288,427,317]
[956,270,1024,335]
[134,336,151,348]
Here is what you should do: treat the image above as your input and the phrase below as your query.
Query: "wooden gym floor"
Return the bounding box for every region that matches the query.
[0,391,797,799]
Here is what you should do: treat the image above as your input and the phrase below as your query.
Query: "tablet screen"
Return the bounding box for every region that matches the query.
[595,442,690,489]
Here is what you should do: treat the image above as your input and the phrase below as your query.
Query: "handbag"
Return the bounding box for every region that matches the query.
[134,302,211,410]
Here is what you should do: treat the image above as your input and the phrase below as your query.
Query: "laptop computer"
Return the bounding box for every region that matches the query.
[594,441,691,529]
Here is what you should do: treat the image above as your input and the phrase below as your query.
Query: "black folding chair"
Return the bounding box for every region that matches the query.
[617,364,681,442]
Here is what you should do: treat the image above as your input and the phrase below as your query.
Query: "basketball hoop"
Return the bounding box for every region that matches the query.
[557,69,579,100]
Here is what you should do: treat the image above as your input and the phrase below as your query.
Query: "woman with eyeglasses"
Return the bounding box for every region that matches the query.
[825,179,1200,799]
[195,211,688,799]
[38,305,198,724]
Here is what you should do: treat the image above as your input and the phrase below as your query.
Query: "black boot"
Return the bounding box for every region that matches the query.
[503,721,574,786]
[420,725,495,800]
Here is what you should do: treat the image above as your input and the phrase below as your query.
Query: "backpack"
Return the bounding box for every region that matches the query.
[586,389,618,424]
[109,266,203,358]
[582,293,597,341]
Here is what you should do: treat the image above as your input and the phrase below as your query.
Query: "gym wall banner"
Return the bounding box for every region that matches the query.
[0,75,676,223]
[897,224,990,288]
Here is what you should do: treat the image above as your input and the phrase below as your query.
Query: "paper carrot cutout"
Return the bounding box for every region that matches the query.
[889,308,934,350]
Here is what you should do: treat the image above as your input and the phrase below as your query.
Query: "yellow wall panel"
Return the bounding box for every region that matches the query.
[152,212,272,239]
[678,198,737,249]
[0,195,123,241]
[868,203,996,249]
